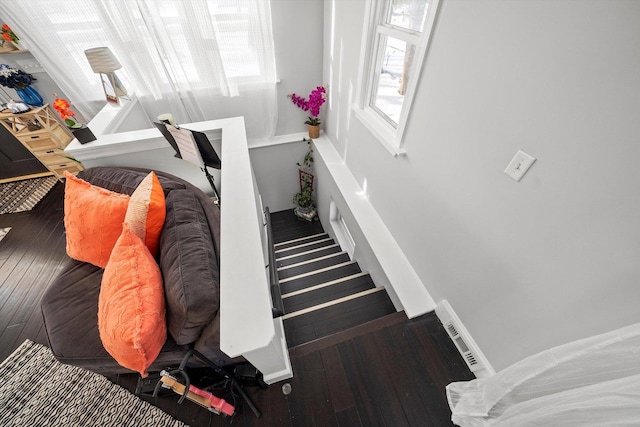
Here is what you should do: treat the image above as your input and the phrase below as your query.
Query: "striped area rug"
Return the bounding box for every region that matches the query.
[0,176,58,215]
[0,340,187,427]
[0,227,10,242]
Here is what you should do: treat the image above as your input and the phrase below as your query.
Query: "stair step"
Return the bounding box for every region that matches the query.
[278,252,352,280]
[274,237,334,257]
[270,211,324,244]
[284,288,397,348]
[276,244,341,266]
[280,262,362,294]
[289,311,408,357]
[282,273,374,313]
[283,287,384,320]
[277,251,348,272]
[274,232,328,250]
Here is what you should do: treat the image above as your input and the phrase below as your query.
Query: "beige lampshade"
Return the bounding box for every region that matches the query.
[84,47,122,73]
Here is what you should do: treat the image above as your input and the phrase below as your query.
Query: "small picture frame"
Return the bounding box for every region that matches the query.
[100,73,119,105]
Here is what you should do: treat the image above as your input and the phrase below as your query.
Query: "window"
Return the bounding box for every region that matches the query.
[1,0,277,137]
[356,0,440,155]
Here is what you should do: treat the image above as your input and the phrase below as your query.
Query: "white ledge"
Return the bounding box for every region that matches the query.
[352,106,407,158]
[314,135,435,318]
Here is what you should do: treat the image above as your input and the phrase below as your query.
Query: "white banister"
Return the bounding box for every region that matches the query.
[217,117,292,384]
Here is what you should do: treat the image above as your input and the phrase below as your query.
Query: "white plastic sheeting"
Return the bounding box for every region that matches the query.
[447,323,640,426]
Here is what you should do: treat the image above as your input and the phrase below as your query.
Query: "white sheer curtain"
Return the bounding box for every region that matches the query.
[447,322,640,426]
[0,0,277,139]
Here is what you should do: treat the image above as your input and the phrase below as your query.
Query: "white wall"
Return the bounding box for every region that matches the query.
[324,0,640,371]
[250,140,310,212]
[271,0,324,136]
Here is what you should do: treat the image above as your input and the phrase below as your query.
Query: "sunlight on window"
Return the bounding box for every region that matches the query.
[372,36,416,127]
[388,0,429,32]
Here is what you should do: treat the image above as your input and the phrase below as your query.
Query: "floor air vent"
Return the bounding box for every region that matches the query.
[436,300,494,377]
[444,320,480,372]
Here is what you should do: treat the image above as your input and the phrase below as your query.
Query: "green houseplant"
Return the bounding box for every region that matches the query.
[293,138,316,218]
[293,179,313,209]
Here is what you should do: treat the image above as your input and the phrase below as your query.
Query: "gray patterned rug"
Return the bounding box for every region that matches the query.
[0,176,58,215]
[0,340,187,426]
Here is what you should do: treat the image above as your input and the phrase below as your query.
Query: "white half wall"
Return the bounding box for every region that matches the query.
[324,0,640,371]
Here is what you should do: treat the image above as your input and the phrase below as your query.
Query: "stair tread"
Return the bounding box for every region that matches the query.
[276,244,341,266]
[278,252,352,280]
[284,289,397,348]
[289,311,408,357]
[275,238,335,257]
[283,274,375,313]
[270,209,324,245]
[280,262,362,294]
[278,251,348,271]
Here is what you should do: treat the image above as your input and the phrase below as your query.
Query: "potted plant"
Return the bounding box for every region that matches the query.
[292,179,314,213]
[52,95,96,144]
[293,138,316,220]
[288,86,327,139]
[0,24,19,52]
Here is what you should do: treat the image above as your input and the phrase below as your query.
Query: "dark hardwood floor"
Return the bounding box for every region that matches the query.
[0,181,68,361]
[0,182,475,426]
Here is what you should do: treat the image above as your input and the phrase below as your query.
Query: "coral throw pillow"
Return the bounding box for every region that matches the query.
[98,223,166,377]
[64,171,130,268]
[124,171,166,258]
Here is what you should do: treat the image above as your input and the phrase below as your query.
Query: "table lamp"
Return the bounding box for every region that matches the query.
[84,47,128,104]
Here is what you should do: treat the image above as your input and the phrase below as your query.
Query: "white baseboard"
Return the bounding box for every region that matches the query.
[436,300,495,378]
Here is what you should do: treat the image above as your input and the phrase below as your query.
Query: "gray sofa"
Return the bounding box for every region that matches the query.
[41,166,239,375]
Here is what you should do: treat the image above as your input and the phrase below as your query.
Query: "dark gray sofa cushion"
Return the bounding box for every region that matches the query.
[41,259,187,374]
[77,166,187,196]
[160,189,220,345]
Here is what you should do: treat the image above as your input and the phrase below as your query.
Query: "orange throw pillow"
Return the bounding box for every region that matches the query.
[98,223,166,377]
[124,171,166,258]
[64,171,130,268]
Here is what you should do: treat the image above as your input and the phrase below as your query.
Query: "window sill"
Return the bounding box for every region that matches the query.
[352,105,406,157]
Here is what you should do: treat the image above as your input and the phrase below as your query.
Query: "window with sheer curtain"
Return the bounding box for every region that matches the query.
[0,0,278,138]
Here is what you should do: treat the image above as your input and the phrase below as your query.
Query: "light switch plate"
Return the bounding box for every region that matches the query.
[504,150,536,182]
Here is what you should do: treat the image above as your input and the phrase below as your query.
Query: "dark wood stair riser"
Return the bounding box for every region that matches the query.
[277,252,351,280]
[284,290,397,348]
[280,263,363,294]
[283,274,375,313]
[277,245,342,268]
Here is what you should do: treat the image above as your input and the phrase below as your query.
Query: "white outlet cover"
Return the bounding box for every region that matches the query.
[504,150,536,182]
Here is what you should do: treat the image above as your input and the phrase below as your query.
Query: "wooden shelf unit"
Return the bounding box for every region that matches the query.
[0,106,84,179]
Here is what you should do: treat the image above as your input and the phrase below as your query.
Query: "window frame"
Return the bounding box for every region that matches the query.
[354,0,440,156]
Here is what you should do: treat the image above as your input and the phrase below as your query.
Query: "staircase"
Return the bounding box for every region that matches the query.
[269,210,397,348]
